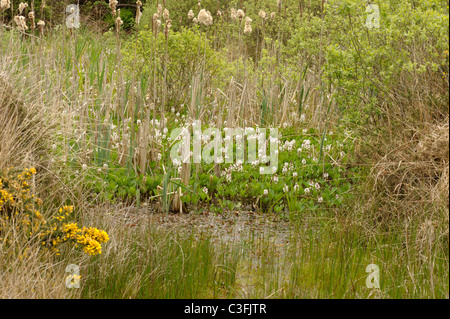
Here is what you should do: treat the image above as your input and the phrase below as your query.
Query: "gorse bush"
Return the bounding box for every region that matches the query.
[0,167,109,257]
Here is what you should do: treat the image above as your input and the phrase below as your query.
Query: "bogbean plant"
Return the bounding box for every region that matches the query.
[80,108,362,217]
[180,125,361,216]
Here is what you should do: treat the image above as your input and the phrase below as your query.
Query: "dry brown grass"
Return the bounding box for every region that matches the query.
[0,73,51,172]
[370,119,449,213]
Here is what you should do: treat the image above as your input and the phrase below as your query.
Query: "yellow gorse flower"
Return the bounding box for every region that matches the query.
[1,168,109,257]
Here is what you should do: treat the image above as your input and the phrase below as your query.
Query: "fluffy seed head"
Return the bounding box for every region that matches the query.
[1,0,11,10]
[163,8,170,20]
[230,8,237,20]
[237,9,245,19]
[244,16,252,34]
[188,10,194,20]
[14,15,28,32]
[109,0,118,16]
[157,4,162,17]
[109,0,118,8]
[258,10,266,19]
[19,2,28,14]
[244,22,252,34]
[198,9,213,26]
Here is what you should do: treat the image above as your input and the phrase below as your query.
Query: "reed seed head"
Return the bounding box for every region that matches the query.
[165,19,172,40]
[258,10,266,19]
[18,2,28,14]
[188,10,194,20]
[271,11,276,19]
[14,15,28,32]
[230,8,237,20]
[109,0,118,17]
[244,17,252,34]
[37,20,45,36]
[198,9,213,26]
[28,11,35,29]
[163,8,170,20]
[237,9,245,19]
[0,0,10,10]
[115,9,123,34]
[136,1,142,26]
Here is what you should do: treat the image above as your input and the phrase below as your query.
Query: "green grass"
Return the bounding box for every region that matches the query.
[76,210,448,299]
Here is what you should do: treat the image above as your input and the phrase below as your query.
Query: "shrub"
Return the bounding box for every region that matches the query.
[0,167,109,257]
[323,0,449,126]
[122,27,236,108]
